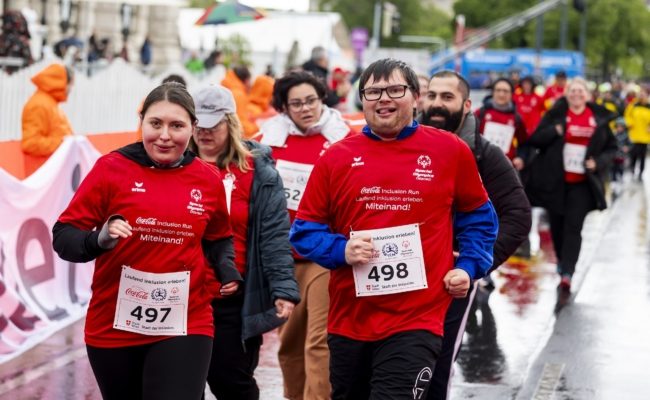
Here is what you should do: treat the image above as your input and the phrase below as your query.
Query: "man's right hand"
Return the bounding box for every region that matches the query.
[345,234,373,267]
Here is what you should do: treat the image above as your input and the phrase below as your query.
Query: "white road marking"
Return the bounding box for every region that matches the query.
[532,363,565,400]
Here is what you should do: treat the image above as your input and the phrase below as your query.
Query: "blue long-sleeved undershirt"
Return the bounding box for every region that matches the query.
[289,201,498,279]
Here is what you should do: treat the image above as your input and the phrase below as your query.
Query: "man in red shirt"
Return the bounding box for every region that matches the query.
[289,59,498,399]
[543,70,568,110]
[514,76,545,136]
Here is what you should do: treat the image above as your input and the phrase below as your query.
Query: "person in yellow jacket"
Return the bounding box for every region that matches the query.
[221,65,258,138]
[21,63,74,157]
[624,87,650,180]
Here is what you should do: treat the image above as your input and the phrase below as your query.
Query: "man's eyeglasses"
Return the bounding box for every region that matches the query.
[287,97,321,112]
[361,85,411,101]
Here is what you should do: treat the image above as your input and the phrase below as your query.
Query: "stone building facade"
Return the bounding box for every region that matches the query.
[1,0,182,69]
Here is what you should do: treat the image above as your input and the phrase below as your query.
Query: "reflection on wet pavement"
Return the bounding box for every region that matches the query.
[453,206,609,392]
[0,320,286,400]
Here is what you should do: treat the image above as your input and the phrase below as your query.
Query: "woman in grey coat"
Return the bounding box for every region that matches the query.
[190,84,300,400]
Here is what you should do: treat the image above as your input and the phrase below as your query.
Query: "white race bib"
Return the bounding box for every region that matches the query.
[350,224,428,297]
[276,159,314,211]
[114,266,190,336]
[563,143,587,174]
[483,121,515,154]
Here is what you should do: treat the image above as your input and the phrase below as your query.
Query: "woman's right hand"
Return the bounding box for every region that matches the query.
[98,217,132,249]
[107,219,133,240]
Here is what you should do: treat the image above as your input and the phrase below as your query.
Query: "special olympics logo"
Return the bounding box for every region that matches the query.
[297,175,308,185]
[417,155,432,169]
[382,243,399,257]
[151,288,167,301]
[190,189,202,202]
[402,240,411,249]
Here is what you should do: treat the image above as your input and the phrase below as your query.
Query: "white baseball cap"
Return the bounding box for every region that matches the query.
[193,85,236,128]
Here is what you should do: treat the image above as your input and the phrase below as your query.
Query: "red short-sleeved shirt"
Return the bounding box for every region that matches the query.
[58,153,232,347]
[564,107,596,183]
[205,160,254,297]
[296,125,488,340]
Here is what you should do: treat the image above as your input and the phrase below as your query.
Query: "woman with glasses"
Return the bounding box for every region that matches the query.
[475,78,528,170]
[189,85,300,399]
[258,71,352,400]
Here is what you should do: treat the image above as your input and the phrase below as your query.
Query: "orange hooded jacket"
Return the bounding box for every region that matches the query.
[21,63,73,156]
[248,75,276,120]
[221,69,258,138]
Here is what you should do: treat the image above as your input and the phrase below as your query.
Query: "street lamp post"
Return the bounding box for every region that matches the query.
[120,3,132,41]
[578,1,587,55]
[59,0,71,34]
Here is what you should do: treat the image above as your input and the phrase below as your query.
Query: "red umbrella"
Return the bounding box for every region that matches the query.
[195,0,265,26]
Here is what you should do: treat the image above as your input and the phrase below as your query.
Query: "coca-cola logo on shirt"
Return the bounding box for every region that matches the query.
[136,217,157,225]
[360,186,381,194]
[126,287,149,300]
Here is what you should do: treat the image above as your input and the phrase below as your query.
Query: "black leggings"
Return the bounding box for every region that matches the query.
[206,296,262,400]
[547,182,596,277]
[87,335,212,400]
[630,143,648,177]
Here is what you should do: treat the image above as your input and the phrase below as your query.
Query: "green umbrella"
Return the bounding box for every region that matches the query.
[195,0,265,26]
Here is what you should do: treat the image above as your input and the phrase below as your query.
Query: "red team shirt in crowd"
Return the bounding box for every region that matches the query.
[205,160,255,297]
[268,134,333,222]
[514,91,545,136]
[564,107,596,183]
[475,107,528,160]
[57,153,232,348]
[296,125,488,341]
[543,84,566,109]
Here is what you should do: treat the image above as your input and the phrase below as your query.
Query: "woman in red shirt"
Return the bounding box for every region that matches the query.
[524,78,616,291]
[53,82,242,400]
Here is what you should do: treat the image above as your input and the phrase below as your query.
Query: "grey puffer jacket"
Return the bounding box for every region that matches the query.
[241,140,300,340]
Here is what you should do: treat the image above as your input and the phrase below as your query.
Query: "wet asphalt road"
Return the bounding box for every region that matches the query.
[0,175,648,400]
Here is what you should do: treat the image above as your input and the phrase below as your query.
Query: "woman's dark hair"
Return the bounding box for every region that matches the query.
[358,58,420,99]
[491,77,514,94]
[140,82,197,124]
[233,65,251,83]
[271,71,328,112]
[161,74,187,87]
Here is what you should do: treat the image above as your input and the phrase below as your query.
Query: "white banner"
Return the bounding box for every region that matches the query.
[0,136,100,363]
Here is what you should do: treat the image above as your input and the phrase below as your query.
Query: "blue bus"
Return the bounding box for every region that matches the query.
[431,48,585,88]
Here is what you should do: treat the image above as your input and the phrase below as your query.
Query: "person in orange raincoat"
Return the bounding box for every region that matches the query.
[21,63,73,157]
[221,66,258,138]
[248,74,276,120]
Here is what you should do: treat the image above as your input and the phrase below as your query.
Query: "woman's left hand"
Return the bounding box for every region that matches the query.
[585,157,597,171]
[275,299,295,319]
[220,281,239,296]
